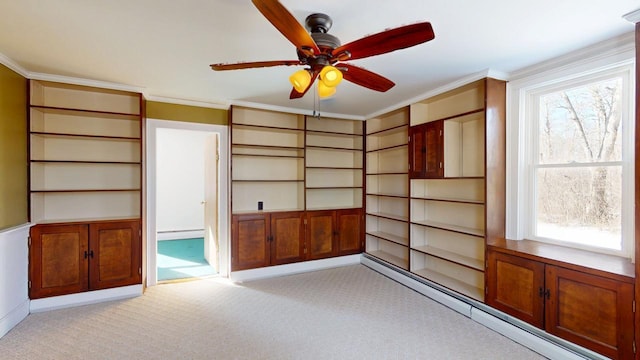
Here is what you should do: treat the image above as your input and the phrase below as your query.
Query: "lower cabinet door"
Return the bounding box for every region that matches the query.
[232,213,270,271]
[306,210,336,260]
[486,251,545,328]
[29,224,90,299]
[270,211,305,265]
[545,265,634,360]
[335,209,362,256]
[89,220,141,290]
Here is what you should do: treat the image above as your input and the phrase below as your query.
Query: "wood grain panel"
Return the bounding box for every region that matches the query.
[29,223,88,298]
[336,209,362,255]
[89,220,141,289]
[232,214,269,270]
[546,265,634,360]
[270,211,305,265]
[486,250,545,328]
[306,210,336,260]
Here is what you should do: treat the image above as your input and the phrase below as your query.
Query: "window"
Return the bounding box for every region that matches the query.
[520,64,634,257]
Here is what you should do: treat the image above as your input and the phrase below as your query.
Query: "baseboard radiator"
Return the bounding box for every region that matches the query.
[360,254,607,360]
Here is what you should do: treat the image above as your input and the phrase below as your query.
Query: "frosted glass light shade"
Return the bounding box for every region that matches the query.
[289,70,311,93]
[318,80,337,98]
[319,66,343,87]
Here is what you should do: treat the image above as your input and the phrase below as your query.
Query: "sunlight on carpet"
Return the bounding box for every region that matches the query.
[157,238,216,281]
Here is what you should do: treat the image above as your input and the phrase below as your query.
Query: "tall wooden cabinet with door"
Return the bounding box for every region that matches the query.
[407,78,505,301]
[27,80,143,299]
[230,107,363,271]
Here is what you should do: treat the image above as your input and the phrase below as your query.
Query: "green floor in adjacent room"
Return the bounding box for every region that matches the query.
[157,238,216,281]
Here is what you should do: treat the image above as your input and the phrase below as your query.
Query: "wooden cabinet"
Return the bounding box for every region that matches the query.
[29,220,141,299]
[409,120,442,179]
[231,211,305,271]
[230,107,365,271]
[486,250,634,360]
[306,209,363,260]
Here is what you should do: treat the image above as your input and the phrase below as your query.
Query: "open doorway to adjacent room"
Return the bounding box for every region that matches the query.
[146,119,229,286]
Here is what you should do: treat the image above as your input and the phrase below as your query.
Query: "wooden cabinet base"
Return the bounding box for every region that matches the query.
[487,249,634,359]
[29,220,142,299]
[232,209,363,271]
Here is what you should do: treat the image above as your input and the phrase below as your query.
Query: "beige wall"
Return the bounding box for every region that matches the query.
[146,101,228,125]
[0,64,27,230]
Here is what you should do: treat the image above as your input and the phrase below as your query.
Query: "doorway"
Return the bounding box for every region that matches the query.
[146,119,229,286]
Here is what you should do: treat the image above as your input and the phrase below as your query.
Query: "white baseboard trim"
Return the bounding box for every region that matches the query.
[360,255,473,317]
[230,254,361,282]
[29,285,143,313]
[0,300,29,339]
[157,230,205,241]
[360,254,605,360]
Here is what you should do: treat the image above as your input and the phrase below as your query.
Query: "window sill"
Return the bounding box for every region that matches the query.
[488,238,635,282]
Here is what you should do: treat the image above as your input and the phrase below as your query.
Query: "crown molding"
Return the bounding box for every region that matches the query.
[231,99,366,121]
[507,31,635,84]
[366,69,497,119]
[28,72,145,93]
[144,95,229,110]
[623,8,640,23]
[0,52,29,77]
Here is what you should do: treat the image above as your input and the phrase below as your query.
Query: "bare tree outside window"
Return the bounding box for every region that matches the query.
[535,77,623,250]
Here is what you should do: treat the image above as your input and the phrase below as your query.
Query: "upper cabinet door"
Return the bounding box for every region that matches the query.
[409,121,443,179]
[409,124,426,178]
[423,120,443,178]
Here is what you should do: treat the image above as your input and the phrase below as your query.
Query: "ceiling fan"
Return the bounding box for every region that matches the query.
[210,0,435,99]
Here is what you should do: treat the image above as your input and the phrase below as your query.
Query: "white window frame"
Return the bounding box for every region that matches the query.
[506,33,635,259]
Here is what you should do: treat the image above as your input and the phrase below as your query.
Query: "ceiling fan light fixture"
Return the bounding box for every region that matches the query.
[318,80,337,98]
[289,69,312,93]
[319,65,343,87]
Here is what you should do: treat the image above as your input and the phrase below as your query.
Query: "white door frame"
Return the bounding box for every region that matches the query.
[145,119,229,286]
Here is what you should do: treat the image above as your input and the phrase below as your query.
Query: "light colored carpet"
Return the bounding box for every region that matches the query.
[0,265,546,359]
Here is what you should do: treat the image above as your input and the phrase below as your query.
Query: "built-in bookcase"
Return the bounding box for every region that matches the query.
[231,106,305,213]
[305,115,363,210]
[365,108,410,270]
[405,78,506,301]
[28,80,142,223]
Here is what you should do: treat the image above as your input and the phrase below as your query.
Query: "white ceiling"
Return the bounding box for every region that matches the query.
[0,1,637,118]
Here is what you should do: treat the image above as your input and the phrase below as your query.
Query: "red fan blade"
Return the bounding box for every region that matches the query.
[290,71,319,99]
[252,0,320,56]
[340,63,395,92]
[210,60,301,71]
[332,22,434,61]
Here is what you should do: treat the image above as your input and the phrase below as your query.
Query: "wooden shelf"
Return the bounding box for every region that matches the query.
[412,267,483,301]
[367,231,408,246]
[31,132,140,141]
[410,196,484,205]
[367,193,407,199]
[411,219,484,237]
[367,212,409,222]
[31,189,141,193]
[306,145,362,151]
[366,123,408,136]
[232,122,304,132]
[366,143,407,153]
[30,105,138,118]
[412,245,483,270]
[367,250,409,270]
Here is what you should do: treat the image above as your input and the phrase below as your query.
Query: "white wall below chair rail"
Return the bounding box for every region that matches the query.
[0,223,32,339]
